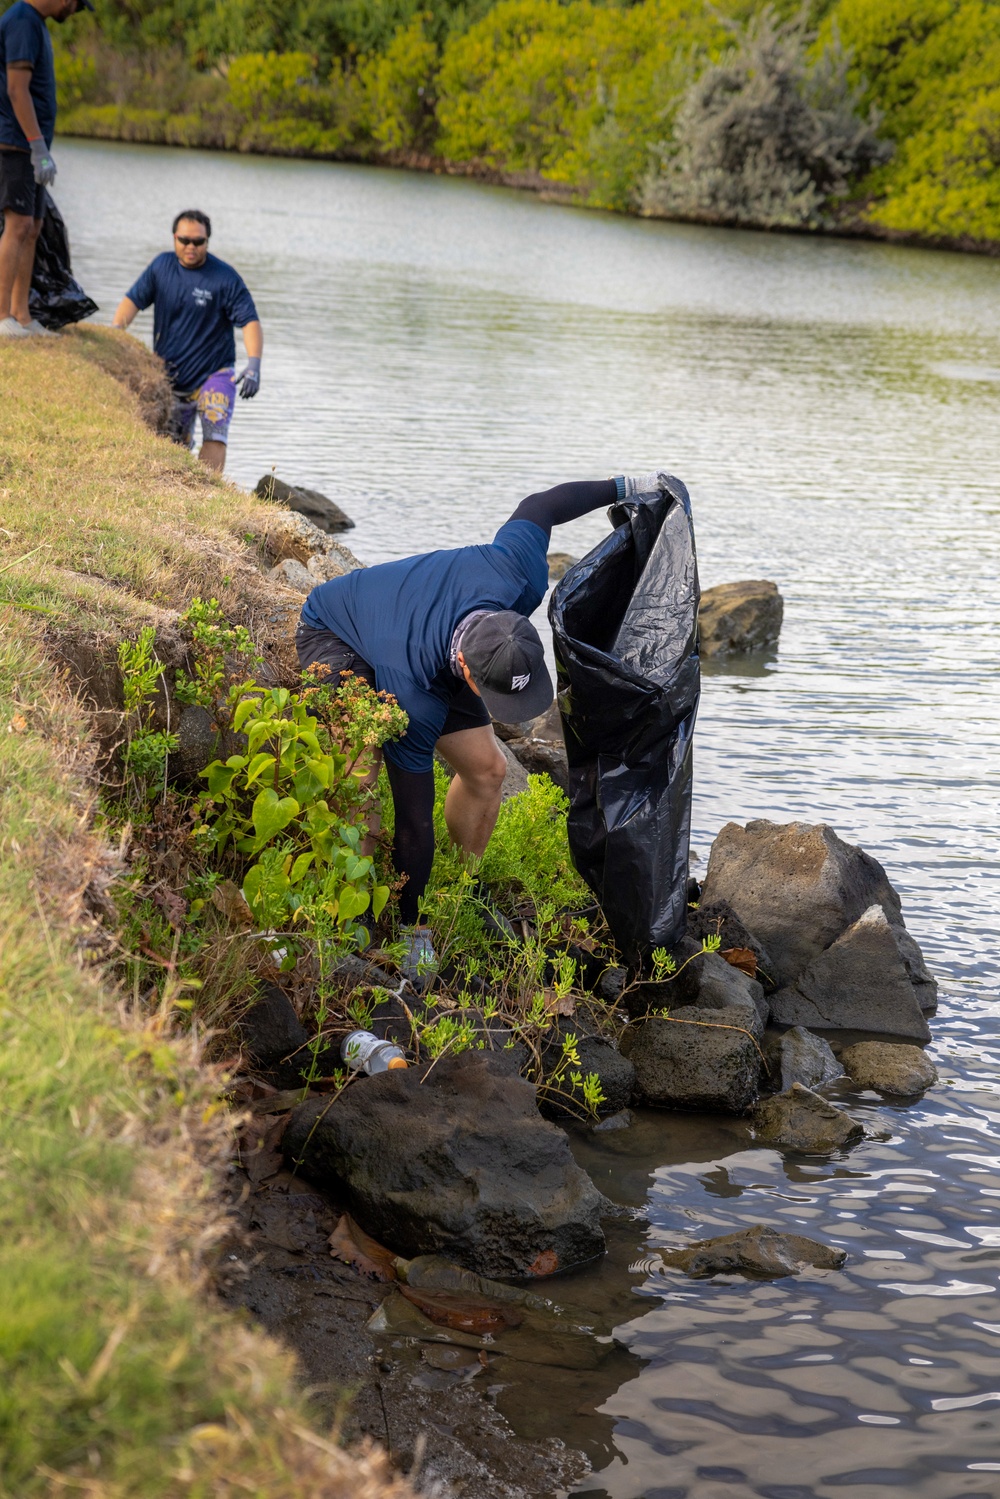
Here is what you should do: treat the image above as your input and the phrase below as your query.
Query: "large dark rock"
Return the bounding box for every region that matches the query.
[174,704,246,782]
[257,473,355,533]
[624,944,767,1029]
[841,1041,938,1097]
[752,1082,863,1153]
[283,1051,606,1278]
[698,579,783,657]
[769,904,932,1042]
[656,1224,846,1279]
[764,1026,842,1093]
[700,820,937,1020]
[621,1004,762,1113]
[238,982,309,1088]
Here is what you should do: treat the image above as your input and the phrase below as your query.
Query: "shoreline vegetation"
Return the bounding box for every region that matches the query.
[0,328,420,1497]
[53,0,1000,255]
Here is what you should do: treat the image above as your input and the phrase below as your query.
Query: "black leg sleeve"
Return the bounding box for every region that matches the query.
[385,760,437,926]
[508,478,618,540]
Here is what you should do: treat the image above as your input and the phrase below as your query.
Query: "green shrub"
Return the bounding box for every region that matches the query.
[643,5,889,228]
[360,12,439,150]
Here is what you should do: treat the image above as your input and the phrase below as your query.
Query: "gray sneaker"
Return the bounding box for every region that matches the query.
[0,316,30,338]
[400,925,437,984]
[24,319,57,337]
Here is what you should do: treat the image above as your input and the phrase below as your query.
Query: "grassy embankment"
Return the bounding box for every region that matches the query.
[51,0,1000,251]
[0,328,415,1498]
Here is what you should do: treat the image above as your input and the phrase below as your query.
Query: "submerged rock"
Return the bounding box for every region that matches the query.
[257,473,355,533]
[764,1026,842,1093]
[283,1051,606,1279]
[698,579,783,657]
[621,1003,762,1113]
[753,1082,863,1152]
[770,904,931,1042]
[841,1041,938,1097]
[656,1224,846,1278]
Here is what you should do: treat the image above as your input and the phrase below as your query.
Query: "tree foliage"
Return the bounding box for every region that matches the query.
[642,6,889,227]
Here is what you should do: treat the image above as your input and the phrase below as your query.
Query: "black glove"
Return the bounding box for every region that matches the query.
[237,356,261,399]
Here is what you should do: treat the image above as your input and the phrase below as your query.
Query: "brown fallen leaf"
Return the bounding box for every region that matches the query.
[542,987,576,1018]
[328,1213,398,1281]
[398,1284,522,1334]
[721,947,757,978]
[8,713,27,734]
[210,879,254,928]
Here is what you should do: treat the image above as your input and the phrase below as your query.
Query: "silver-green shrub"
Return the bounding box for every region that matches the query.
[643,7,890,230]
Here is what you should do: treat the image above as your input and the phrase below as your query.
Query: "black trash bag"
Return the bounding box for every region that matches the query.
[11,191,98,330]
[548,479,700,966]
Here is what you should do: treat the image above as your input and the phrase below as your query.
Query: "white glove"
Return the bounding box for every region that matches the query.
[28,138,56,187]
[623,470,670,497]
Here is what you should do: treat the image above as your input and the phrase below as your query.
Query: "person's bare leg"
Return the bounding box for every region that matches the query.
[199,439,226,473]
[0,210,35,320]
[436,725,507,858]
[10,217,41,324]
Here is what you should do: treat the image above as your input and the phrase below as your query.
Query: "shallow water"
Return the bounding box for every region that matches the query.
[58,140,1000,1497]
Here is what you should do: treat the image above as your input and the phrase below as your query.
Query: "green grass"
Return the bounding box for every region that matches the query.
[0,336,414,1498]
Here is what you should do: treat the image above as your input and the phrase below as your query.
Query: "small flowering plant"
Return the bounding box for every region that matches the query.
[193,671,407,931]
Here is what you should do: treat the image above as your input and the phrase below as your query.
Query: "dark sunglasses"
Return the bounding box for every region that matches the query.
[175,235,207,246]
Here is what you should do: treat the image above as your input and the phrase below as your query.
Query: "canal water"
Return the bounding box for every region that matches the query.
[59,139,1000,1498]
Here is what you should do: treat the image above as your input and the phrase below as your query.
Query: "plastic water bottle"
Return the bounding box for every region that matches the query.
[341,1030,408,1074]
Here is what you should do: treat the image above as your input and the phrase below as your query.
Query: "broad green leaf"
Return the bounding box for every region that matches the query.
[233,697,261,733]
[371,885,390,920]
[289,851,314,885]
[338,887,370,925]
[251,788,299,844]
[245,751,277,786]
[204,762,238,796]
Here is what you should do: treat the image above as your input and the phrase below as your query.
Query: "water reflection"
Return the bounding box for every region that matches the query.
[54,140,1000,1498]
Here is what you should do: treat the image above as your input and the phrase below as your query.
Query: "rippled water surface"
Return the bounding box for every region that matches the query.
[60,140,999,1497]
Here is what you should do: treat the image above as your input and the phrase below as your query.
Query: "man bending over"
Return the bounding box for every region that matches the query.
[297,472,662,978]
[112,209,263,472]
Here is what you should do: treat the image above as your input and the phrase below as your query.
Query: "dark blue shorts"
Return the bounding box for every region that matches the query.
[0,148,45,219]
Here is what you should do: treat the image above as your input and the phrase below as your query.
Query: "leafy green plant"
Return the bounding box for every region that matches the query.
[175,597,260,719]
[117,625,178,801]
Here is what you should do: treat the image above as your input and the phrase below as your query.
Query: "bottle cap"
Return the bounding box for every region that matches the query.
[386,1057,409,1070]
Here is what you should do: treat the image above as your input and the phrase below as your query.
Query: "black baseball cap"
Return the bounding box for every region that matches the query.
[460,611,554,723]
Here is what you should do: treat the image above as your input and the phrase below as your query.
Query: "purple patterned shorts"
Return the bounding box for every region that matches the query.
[169,367,236,449]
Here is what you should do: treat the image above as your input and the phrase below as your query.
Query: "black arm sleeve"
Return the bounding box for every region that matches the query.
[509,478,618,541]
[385,760,437,927]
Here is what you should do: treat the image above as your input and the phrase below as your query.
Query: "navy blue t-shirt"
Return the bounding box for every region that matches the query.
[125,251,258,393]
[0,1,56,149]
[301,519,550,772]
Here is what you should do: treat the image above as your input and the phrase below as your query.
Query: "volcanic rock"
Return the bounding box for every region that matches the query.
[283,1051,606,1279]
[657,1224,846,1278]
[841,1041,938,1097]
[238,981,309,1088]
[621,1004,763,1113]
[698,579,783,657]
[752,1082,863,1152]
[257,473,355,533]
[764,1026,842,1093]
[769,904,931,1042]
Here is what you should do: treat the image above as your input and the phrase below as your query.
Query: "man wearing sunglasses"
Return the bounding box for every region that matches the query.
[111,210,263,473]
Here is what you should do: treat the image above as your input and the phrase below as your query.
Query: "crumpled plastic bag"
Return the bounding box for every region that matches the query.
[549,480,700,965]
[0,191,98,330]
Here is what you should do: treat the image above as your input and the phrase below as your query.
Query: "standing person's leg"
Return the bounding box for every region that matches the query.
[196,368,236,473]
[435,724,507,857]
[0,210,37,325]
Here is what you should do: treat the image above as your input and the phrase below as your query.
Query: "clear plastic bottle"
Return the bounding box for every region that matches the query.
[341,1029,408,1074]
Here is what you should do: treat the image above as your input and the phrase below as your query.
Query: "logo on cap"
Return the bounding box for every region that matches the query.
[511,673,531,691]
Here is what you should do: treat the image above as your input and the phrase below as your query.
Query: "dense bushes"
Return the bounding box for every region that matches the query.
[52,0,1000,247]
[643,8,889,228]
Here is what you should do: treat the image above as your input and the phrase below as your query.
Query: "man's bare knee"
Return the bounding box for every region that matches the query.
[464,752,507,799]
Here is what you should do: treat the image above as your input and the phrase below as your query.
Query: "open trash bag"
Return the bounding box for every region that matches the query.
[3,192,98,330]
[549,479,700,965]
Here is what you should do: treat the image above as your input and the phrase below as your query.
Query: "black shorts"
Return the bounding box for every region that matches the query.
[0,148,45,219]
[295,622,491,740]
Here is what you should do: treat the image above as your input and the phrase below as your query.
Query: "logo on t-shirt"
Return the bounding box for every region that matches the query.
[511,673,530,691]
[192,286,213,307]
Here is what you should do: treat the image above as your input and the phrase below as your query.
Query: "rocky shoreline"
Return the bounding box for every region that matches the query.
[207,477,940,1495]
